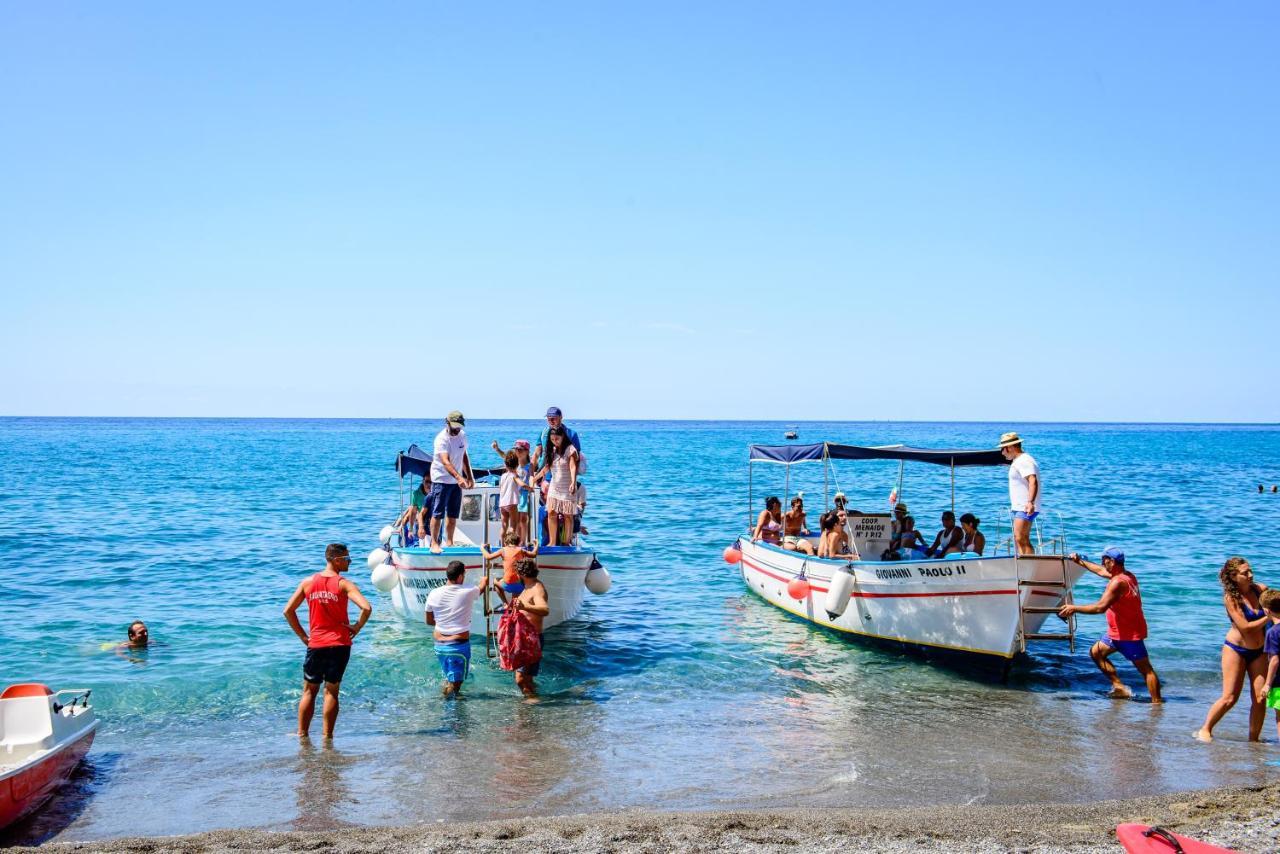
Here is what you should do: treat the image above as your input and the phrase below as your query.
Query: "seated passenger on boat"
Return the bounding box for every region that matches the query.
[782,496,816,555]
[752,496,783,545]
[891,502,909,538]
[817,511,858,560]
[890,515,926,557]
[960,513,985,555]
[394,473,434,547]
[924,511,964,557]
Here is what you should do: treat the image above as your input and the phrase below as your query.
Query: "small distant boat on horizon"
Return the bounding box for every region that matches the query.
[727,439,1084,667]
[784,426,798,440]
[0,683,97,831]
[365,444,611,643]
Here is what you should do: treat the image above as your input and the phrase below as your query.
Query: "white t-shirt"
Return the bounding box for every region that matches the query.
[431,428,468,484]
[425,583,480,635]
[1008,452,1041,511]
[499,471,520,508]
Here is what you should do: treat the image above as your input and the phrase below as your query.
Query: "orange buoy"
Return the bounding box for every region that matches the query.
[787,577,810,599]
[723,545,741,564]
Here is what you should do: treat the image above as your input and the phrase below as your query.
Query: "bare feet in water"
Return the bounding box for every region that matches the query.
[1107,684,1134,699]
[1193,729,1213,742]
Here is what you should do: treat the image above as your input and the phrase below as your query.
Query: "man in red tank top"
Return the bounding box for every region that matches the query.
[283,543,373,738]
[1059,547,1162,703]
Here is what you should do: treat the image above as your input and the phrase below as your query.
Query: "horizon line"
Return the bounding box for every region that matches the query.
[2,415,1278,427]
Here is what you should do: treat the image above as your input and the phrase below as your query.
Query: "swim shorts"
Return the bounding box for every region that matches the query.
[435,640,471,684]
[1099,636,1149,663]
[503,582,526,596]
[430,482,463,519]
[1013,510,1040,522]
[1267,686,1280,710]
[303,645,352,684]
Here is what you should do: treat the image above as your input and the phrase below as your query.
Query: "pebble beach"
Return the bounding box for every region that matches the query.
[25,783,1280,853]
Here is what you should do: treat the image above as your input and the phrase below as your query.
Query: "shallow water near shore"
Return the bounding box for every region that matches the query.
[2,418,1278,844]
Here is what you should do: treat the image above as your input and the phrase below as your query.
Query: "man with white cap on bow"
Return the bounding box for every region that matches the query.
[998,431,1039,555]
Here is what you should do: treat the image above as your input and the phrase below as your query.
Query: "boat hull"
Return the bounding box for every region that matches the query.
[387,546,595,634]
[737,538,1084,659]
[0,690,97,832]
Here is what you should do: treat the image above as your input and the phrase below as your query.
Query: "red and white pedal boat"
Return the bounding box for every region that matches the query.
[0,683,97,830]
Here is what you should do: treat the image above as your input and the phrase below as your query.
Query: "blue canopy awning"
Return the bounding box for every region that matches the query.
[395,444,506,479]
[749,442,1006,467]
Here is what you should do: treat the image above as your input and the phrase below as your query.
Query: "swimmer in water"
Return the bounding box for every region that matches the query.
[118,620,150,649]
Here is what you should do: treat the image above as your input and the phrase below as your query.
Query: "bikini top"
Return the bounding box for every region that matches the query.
[1242,600,1266,622]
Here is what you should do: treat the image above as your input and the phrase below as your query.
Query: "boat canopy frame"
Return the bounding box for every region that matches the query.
[746,441,1008,531]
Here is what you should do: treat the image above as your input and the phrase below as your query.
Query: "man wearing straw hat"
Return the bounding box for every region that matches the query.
[998,432,1039,555]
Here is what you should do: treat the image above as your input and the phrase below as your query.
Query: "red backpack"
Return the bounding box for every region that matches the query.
[497,608,542,671]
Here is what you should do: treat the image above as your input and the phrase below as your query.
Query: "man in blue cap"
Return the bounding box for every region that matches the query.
[1059,547,1162,703]
[531,406,581,472]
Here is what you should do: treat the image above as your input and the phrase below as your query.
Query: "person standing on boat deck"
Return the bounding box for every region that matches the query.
[925,511,965,558]
[429,411,474,553]
[425,560,488,698]
[491,439,534,544]
[531,406,583,479]
[283,543,372,739]
[1059,548,1162,703]
[1195,556,1271,742]
[753,496,783,545]
[998,432,1040,555]
[782,496,816,555]
[537,425,579,547]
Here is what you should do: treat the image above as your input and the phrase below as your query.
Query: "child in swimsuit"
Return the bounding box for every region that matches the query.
[1259,588,1280,742]
[482,532,538,597]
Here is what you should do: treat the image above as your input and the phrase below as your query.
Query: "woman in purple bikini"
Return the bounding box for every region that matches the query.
[1195,556,1271,742]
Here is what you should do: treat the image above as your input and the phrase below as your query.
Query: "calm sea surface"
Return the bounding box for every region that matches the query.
[2,418,1279,843]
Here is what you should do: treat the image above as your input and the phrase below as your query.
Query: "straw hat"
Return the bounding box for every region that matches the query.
[997,431,1022,449]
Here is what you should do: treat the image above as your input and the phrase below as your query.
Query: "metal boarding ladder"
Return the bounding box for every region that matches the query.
[1016,553,1076,654]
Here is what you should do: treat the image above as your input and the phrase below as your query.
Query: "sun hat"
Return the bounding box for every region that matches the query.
[833,491,847,502]
[446,410,465,427]
[545,406,562,418]
[894,502,908,512]
[513,439,530,449]
[1101,546,1125,564]
[998,431,1022,449]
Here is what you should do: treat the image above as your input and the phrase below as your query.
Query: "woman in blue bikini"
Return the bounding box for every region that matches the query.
[1196,556,1271,742]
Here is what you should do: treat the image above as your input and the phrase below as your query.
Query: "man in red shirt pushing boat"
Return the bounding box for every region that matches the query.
[283,543,373,739]
[1059,547,1163,704]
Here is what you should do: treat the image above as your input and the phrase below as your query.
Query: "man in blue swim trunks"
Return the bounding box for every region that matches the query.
[1059,547,1162,703]
[999,432,1040,555]
[425,560,487,698]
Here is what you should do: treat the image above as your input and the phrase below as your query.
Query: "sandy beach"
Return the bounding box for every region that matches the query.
[25,782,1278,853]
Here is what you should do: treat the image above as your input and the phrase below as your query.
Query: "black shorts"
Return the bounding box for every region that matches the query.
[303,645,351,685]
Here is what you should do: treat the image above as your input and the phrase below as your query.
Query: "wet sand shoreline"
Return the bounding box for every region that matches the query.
[28,782,1279,852]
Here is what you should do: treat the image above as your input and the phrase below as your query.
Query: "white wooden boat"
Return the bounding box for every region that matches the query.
[731,441,1084,662]
[367,444,610,636]
[0,684,97,830]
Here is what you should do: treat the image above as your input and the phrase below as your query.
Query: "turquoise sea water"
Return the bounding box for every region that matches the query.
[2,418,1279,843]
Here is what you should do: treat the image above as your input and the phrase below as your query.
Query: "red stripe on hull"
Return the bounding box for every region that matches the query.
[742,557,1017,598]
[0,727,94,831]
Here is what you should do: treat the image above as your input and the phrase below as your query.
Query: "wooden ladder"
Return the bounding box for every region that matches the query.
[1017,555,1076,653]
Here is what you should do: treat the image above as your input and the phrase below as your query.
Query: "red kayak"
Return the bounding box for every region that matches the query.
[1117,823,1239,854]
[0,683,98,831]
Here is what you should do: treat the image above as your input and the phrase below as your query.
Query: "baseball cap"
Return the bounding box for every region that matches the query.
[446,410,465,427]
[545,406,562,418]
[513,439,530,449]
[1101,546,1125,564]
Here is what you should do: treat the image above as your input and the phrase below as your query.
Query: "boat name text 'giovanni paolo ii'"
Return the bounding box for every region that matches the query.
[872,563,969,581]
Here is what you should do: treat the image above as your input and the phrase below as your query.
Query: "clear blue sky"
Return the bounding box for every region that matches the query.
[2,3,1277,421]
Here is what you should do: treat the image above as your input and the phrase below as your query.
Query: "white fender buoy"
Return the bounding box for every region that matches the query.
[824,566,856,619]
[366,547,390,572]
[378,525,397,545]
[585,564,612,594]
[371,562,400,593]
